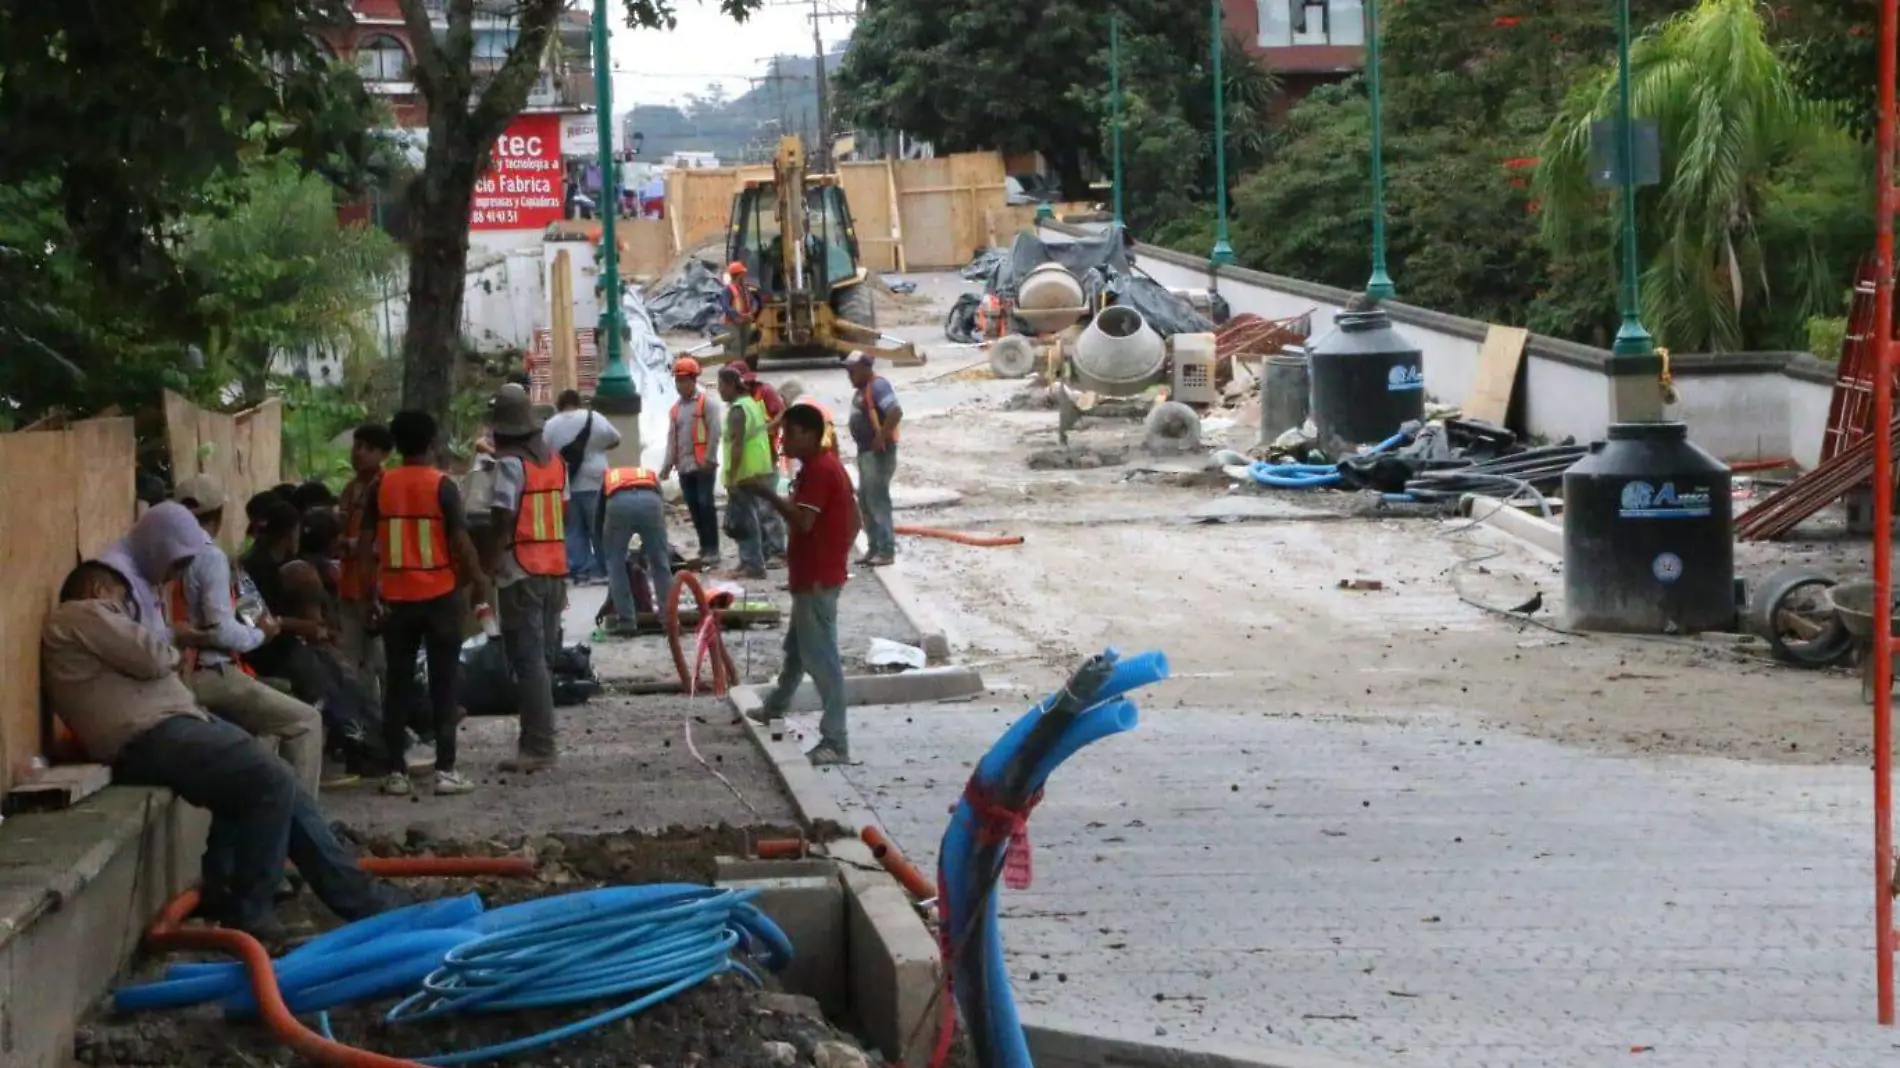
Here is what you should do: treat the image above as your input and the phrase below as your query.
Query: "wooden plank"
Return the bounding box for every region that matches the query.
[838,161,898,273]
[893,157,958,270]
[4,763,112,814]
[667,167,742,253]
[886,158,906,273]
[1466,325,1531,427]
[550,250,577,395]
[70,417,135,559]
[622,218,675,279]
[0,429,78,792]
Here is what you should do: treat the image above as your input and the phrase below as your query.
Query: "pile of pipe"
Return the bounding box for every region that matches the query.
[1248,416,1583,511]
[114,885,791,1064]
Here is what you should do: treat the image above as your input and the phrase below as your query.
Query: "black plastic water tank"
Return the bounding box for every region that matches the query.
[1306,308,1424,457]
[1562,422,1735,634]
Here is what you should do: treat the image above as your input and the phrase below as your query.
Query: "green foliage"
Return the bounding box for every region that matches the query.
[279,377,369,486]
[1536,0,1866,352]
[837,0,1262,199]
[1807,314,1848,364]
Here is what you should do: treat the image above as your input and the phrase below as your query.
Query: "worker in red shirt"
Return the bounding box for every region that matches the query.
[749,404,859,765]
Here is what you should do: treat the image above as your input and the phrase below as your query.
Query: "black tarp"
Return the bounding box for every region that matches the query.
[646,259,727,334]
[952,222,1214,340]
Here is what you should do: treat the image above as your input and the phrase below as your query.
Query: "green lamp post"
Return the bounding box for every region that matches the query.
[1109,12,1125,227]
[1364,0,1394,300]
[1609,0,1653,358]
[590,0,635,415]
[1209,0,1234,266]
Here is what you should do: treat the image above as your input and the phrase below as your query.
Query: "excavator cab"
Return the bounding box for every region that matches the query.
[717,135,919,367]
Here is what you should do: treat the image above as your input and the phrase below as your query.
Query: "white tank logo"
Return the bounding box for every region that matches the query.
[1385,365,1424,392]
[1618,480,1712,518]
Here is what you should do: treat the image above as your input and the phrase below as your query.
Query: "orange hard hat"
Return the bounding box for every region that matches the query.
[673,357,702,377]
[727,261,747,276]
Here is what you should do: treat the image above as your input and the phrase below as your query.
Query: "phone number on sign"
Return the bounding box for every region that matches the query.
[471,208,520,226]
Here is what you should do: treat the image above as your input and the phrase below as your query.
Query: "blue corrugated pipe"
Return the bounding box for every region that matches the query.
[1249,430,1410,489]
[938,648,1169,1068]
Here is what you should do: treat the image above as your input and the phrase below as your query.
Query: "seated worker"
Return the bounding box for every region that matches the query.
[170,476,325,797]
[599,464,674,631]
[42,562,401,941]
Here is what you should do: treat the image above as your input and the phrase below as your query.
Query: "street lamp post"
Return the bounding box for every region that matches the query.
[1610,0,1654,357]
[591,0,635,414]
[1209,0,1234,266]
[1110,13,1125,228]
[1364,0,1394,300]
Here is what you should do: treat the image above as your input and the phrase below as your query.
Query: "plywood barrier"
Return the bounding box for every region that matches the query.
[666,167,743,254]
[894,152,1006,270]
[0,417,137,791]
[162,392,284,555]
[622,218,675,279]
[839,161,900,273]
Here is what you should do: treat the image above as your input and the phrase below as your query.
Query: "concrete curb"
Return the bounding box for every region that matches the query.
[732,666,985,715]
[1023,1014,1378,1068]
[870,566,952,663]
[728,689,944,1066]
[1467,495,1563,557]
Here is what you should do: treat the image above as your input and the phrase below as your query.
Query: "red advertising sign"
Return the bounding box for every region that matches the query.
[470,113,565,231]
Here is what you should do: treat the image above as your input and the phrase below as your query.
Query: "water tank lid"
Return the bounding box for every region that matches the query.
[1306,307,1422,358]
[1605,421,1688,443]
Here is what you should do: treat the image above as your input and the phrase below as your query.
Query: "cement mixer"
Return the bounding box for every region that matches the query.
[987,262,1091,379]
[1050,304,1213,451]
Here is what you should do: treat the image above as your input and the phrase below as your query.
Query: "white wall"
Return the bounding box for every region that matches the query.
[1108,231,1831,463]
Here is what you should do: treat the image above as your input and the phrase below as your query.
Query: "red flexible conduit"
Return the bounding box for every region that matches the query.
[891,525,1024,547]
[141,855,536,1068]
[665,569,738,695]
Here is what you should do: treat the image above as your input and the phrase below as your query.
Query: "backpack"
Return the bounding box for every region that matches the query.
[559,412,594,480]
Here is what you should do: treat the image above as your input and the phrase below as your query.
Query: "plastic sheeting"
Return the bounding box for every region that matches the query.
[646,259,726,334]
[953,222,1211,340]
[620,285,684,472]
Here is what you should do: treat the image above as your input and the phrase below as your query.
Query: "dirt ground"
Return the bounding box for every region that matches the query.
[75,830,865,1068]
[777,273,1888,770]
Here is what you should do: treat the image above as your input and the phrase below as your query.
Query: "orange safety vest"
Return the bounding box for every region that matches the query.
[337,474,378,601]
[671,393,710,467]
[602,466,660,497]
[725,281,759,323]
[862,378,899,445]
[377,466,457,603]
[512,455,569,577]
[166,572,257,677]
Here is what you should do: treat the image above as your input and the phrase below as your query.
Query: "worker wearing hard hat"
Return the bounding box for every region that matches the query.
[660,357,723,567]
[718,262,764,369]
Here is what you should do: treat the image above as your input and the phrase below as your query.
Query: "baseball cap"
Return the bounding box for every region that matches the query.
[173,474,228,517]
[843,351,875,370]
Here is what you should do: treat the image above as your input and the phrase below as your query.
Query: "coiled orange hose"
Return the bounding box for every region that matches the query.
[141,855,536,1068]
[892,525,1024,547]
[665,569,739,695]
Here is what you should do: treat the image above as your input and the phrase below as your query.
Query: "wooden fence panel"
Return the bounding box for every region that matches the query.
[893,152,1006,270]
[838,161,898,273]
[0,430,78,791]
[622,218,675,279]
[71,417,136,559]
[165,392,283,554]
[666,168,741,254]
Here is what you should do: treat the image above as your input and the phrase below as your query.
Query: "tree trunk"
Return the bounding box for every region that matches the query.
[400,134,480,422]
[1046,145,1090,202]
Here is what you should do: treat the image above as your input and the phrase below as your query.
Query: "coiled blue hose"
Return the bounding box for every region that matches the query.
[939,648,1169,1068]
[386,884,791,1066]
[1249,430,1410,489]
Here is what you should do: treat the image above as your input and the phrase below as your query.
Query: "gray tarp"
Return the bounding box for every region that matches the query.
[953,222,1215,339]
[646,258,725,334]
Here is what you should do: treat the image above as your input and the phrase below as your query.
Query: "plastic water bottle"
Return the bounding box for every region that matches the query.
[475,603,501,638]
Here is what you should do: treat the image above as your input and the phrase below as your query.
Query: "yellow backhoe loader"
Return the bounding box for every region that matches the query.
[714,135,921,367]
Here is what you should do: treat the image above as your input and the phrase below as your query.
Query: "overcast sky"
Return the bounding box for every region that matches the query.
[607,1,856,111]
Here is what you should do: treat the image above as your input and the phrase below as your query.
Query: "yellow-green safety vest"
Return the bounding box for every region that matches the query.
[727,395,774,482]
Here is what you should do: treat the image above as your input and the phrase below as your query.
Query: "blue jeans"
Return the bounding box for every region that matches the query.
[565,490,605,580]
[113,716,390,926]
[677,470,720,560]
[731,485,769,574]
[857,448,898,559]
[762,586,847,754]
[604,488,674,621]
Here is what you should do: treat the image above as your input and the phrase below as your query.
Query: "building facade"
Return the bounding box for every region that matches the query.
[1224,0,1366,111]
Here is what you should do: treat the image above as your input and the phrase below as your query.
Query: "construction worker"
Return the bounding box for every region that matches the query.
[718,364,776,581]
[749,403,859,766]
[718,261,764,369]
[599,464,673,629]
[360,410,489,798]
[777,380,839,459]
[484,384,568,773]
[166,476,325,798]
[336,423,392,699]
[660,357,722,566]
[741,369,787,565]
[845,351,903,567]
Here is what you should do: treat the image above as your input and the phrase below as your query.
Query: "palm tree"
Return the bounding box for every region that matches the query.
[1535,0,1856,353]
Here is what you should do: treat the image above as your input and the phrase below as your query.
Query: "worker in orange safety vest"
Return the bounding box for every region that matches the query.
[598,465,674,630]
[483,384,568,774]
[718,261,765,370]
[660,357,723,566]
[359,410,489,798]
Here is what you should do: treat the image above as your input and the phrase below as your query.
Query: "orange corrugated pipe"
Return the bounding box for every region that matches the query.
[665,569,737,695]
[141,855,536,1068]
[893,525,1024,548]
[860,826,935,901]
[753,838,808,859]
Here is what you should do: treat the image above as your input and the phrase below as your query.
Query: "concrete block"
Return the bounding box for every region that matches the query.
[837,847,940,1068]
[731,693,855,834]
[0,787,207,1068]
[714,855,837,883]
[1023,1014,1376,1068]
[871,567,952,663]
[734,666,986,715]
[719,869,848,1020]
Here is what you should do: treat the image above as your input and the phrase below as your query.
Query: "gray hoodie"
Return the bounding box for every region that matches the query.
[94,501,214,642]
